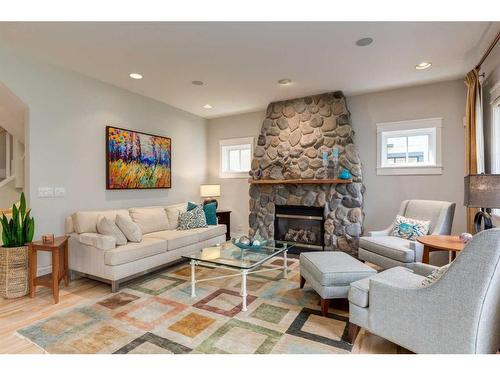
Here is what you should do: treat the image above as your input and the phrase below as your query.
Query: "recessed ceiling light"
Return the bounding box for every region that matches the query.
[129,73,143,80]
[355,37,373,47]
[415,62,432,70]
[192,80,204,86]
[278,78,292,85]
[203,104,213,109]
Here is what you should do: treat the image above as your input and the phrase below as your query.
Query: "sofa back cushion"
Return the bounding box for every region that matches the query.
[129,207,170,234]
[165,203,188,230]
[72,209,130,234]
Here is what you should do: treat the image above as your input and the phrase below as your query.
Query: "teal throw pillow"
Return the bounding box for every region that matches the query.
[203,202,218,225]
[187,202,197,211]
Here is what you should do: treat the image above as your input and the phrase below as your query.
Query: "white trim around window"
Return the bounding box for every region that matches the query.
[219,137,254,179]
[376,117,443,176]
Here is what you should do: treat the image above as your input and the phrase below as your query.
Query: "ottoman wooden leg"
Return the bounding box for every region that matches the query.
[320,298,330,316]
[300,275,306,289]
[347,322,360,344]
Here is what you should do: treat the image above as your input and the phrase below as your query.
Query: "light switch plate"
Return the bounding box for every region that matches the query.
[54,187,66,197]
[38,187,54,198]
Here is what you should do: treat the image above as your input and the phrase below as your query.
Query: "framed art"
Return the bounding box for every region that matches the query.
[106,126,172,189]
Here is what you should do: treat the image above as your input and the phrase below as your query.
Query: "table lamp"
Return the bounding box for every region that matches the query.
[464,174,500,232]
[200,184,221,208]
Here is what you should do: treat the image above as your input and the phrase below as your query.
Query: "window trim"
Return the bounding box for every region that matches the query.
[219,137,254,179]
[376,117,443,176]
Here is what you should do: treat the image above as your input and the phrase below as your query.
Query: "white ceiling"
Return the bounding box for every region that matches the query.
[0,22,494,119]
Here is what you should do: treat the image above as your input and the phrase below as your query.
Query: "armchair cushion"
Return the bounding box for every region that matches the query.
[359,236,415,263]
[349,266,423,308]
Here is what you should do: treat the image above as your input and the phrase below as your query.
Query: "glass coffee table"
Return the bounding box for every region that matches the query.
[182,240,293,311]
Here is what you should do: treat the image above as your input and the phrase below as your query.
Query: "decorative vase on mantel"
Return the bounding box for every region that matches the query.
[0,193,35,299]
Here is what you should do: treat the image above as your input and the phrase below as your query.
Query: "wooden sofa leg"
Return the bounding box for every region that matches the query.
[347,322,360,344]
[111,281,119,293]
[300,275,306,289]
[320,298,330,316]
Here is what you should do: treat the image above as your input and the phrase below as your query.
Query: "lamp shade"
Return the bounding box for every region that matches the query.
[200,184,221,198]
[464,174,500,208]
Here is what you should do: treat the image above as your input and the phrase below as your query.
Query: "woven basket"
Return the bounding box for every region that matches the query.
[0,246,29,299]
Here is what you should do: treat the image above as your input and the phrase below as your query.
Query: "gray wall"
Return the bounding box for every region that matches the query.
[207,111,264,237]
[349,79,466,233]
[0,44,208,271]
[207,79,467,236]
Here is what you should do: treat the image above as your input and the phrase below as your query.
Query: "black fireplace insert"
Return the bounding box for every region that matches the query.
[274,205,325,254]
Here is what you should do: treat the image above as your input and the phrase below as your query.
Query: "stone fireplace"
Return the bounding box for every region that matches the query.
[248,91,364,257]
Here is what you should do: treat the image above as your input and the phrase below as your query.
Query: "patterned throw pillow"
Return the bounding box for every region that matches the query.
[391,215,430,240]
[421,263,451,286]
[178,205,208,230]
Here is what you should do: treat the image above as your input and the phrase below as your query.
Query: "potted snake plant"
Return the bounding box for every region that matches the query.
[0,192,35,298]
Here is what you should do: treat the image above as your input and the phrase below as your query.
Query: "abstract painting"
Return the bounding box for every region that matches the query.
[106,126,171,189]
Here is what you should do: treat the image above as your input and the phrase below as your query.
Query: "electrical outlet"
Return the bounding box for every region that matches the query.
[54,187,66,197]
[38,187,54,198]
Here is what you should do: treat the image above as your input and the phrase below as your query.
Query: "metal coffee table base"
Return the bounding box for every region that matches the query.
[189,250,288,311]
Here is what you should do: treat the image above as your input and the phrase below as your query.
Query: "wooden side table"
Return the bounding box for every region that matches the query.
[416,235,465,264]
[29,236,70,303]
[216,210,232,241]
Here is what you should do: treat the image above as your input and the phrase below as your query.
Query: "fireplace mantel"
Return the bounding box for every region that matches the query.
[248,178,352,185]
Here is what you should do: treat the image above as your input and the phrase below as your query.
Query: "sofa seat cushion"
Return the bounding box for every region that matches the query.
[104,237,167,266]
[144,230,200,251]
[348,267,424,308]
[359,236,415,263]
[187,225,226,242]
[300,251,376,287]
[144,224,226,251]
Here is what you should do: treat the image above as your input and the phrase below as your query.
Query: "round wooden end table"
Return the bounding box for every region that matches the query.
[416,235,465,264]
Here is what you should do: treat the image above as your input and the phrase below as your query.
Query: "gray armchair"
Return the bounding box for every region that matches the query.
[358,200,456,269]
[348,229,500,353]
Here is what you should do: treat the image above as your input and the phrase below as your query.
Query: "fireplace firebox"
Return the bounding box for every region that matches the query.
[274,205,325,254]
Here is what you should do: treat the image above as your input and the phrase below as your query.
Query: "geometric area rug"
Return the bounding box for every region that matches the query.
[17,258,353,354]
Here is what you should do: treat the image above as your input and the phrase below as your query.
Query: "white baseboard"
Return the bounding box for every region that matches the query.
[37,265,52,276]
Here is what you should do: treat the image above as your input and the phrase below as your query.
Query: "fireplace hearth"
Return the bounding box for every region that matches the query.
[275,205,324,254]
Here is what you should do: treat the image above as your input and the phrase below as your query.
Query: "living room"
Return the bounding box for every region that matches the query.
[0,1,499,371]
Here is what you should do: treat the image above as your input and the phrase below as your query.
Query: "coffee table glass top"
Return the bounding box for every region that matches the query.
[182,240,293,270]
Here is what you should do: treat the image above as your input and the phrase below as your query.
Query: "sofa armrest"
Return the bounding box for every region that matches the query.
[78,233,116,250]
[411,262,439,277]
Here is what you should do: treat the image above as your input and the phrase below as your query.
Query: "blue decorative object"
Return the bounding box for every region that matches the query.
[187,202,197,211]
[338,169,352,180]
[232,237,267,250]
[332,147,339,159]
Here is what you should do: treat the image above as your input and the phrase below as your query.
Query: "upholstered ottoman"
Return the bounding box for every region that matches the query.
[300,251,377,316]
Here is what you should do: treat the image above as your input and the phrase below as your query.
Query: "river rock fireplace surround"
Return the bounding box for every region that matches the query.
[248,91,364,257]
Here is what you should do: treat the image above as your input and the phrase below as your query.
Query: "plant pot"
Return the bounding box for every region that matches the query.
[0,246,29,299]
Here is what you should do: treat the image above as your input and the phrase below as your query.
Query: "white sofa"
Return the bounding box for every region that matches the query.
[65,203,226,292]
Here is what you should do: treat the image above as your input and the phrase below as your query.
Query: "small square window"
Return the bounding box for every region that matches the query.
[377,118,442,175]
[219,137,254,178]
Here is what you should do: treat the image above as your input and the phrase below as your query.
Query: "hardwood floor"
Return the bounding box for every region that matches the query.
[0,277,399,354]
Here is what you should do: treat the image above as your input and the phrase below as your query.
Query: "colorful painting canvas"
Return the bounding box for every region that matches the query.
[106,126,171,189]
